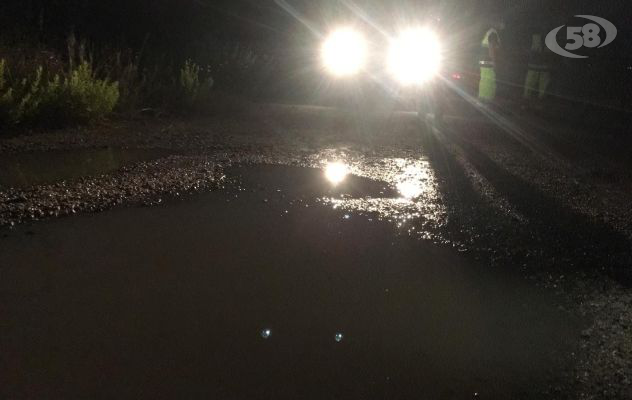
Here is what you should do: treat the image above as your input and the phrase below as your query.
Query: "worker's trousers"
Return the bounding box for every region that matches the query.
[479,67,497,101]
[523,69,551,100]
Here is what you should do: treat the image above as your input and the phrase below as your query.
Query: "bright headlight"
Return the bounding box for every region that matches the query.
[322,28,367,77]
[388,28,441,86]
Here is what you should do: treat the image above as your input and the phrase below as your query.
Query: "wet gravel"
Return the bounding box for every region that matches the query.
[0,156,224,226]
[1,104,631,399]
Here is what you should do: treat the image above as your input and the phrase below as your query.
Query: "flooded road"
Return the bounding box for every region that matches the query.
[0,148,172,188]
[0,164,579,398]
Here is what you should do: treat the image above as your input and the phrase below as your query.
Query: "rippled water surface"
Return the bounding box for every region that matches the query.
[0,164,578,398]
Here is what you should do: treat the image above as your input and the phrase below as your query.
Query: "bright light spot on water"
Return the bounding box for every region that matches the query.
[325,162,349,185]
[335,332,344,342]
[315,152,446,229]
[397,181,423,199]
[396,164,431,200]
[260,329,272,339]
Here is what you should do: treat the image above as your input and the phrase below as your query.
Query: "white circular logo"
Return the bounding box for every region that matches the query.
[545,15,618,59]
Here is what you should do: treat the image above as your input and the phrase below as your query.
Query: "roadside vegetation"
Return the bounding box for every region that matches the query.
[0,58,119,128]
[0,1,295,131]
[0,37,279,130]
[0,41,213,129]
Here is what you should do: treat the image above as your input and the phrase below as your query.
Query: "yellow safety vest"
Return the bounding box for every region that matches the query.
[528,33,551,71]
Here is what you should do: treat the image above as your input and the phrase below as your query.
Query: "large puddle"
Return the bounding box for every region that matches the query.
[0,165,578,398]
[0,148,172,188]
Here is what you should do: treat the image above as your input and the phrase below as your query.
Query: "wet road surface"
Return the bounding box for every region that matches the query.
[0,148,172,189]
[0,164,579,399]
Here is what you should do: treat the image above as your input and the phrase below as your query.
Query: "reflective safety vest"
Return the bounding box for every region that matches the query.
[527,33,551,72]
[480,28,501,67]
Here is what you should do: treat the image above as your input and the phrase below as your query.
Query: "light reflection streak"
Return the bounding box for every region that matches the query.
[314,151,446,229]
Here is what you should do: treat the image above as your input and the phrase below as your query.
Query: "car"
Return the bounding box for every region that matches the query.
[319,23,475,124]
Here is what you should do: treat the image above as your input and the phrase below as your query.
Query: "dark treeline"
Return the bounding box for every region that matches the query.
[1,0,629,63]
[0,0,296,61]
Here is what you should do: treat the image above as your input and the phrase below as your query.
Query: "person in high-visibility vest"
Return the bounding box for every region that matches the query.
[523,33,552,107]
[478,19,505,102]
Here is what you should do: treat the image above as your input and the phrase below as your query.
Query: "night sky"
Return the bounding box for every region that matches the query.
[1,1,629,48]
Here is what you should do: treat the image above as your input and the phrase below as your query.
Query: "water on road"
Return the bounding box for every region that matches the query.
[0,148,172,189]
[0,164,578,399]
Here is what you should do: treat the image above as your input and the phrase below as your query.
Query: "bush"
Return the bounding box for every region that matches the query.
[59,62,120,123]
[177,59,213,111]
[105,55,215,114]
[0,59,16,125]
[0,60,45,126]
[0,59,119,128]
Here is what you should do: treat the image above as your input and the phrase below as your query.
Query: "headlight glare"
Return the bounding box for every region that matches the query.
[322,28,367,77]
[388,28,442,86]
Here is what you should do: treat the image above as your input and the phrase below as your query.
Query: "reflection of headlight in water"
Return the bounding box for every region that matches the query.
[397,164,431,200]
[325,162,350,185]
[388,27,441,86]
[397,181,423,199]
[322,28,367,77]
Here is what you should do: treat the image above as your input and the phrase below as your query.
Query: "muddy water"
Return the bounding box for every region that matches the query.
[0,165,578,399]
[0,148,172,188]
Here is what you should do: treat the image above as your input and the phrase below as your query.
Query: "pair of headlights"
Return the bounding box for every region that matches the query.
[321,27,442,86]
